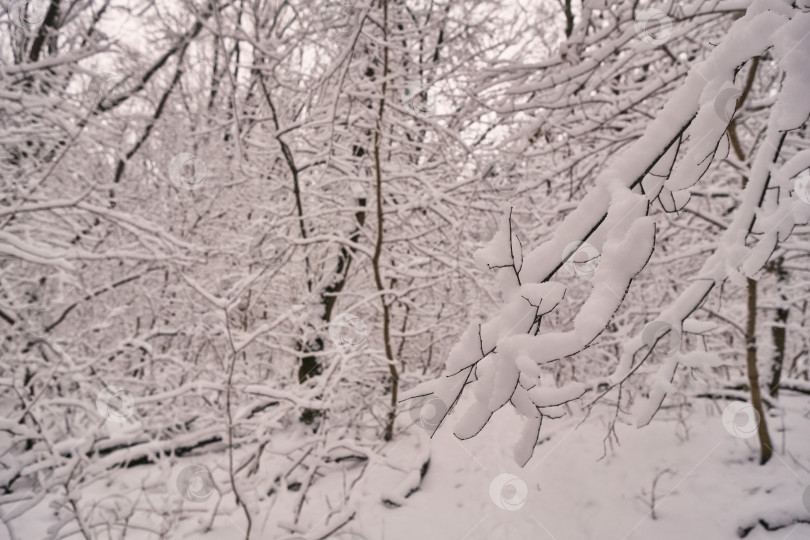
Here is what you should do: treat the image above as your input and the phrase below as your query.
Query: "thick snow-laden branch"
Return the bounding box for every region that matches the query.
[406,1,809,466]
[635,4,810,426]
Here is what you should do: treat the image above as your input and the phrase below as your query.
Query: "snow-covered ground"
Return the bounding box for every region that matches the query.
[11,393,810,540]
[345,394,810,540]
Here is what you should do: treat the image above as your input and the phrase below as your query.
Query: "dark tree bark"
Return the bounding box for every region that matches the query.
[767,257,788,398]
[745,278,772,465]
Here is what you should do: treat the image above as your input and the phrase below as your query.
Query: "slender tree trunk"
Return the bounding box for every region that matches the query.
[372,0,398,442]
[768,258,788,398]
[298,200,366,387]
[728,56,772,465]
[745,277,772,464]
[768,306,788,398]
[563,0,574,38]
[257,75,368,397]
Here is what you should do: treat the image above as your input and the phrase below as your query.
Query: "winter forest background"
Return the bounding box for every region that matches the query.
[2,0,810,538]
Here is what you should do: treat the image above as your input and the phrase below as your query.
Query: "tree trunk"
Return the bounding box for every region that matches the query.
[372,0,398,442]
[729,56,772,465]
[745,277,772,465]
[767,257,788,398]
